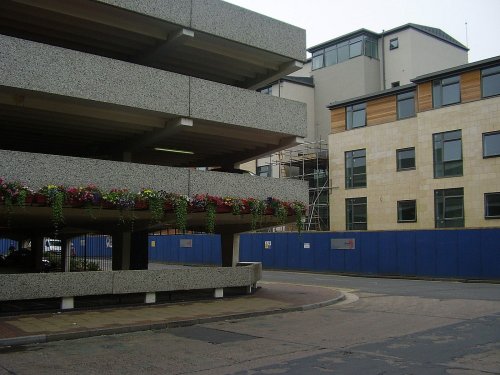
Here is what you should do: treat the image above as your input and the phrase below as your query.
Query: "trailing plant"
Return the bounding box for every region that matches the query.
[140,189,165,223]
[291,201,306,234]
[206,202,216,233]
[248,198,265,231]
[173,195,189,232]
[39,185,66,231]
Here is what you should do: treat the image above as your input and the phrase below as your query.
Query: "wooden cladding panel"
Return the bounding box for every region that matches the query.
[367,96,396,126]
[331,108,345,134]
[461,70,481,103]
[417,81,433,112]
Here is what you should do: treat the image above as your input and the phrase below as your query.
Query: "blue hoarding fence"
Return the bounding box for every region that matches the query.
[148,234,221,266]
[239,229,500,280]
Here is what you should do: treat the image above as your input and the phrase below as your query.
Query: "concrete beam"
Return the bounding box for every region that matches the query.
[135,28,194,64]
[245,61,304,90]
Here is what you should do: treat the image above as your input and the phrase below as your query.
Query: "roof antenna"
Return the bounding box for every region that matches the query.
[465,21,469,48]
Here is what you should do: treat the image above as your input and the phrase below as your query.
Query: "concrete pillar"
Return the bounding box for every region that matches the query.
[145,292,156,304]
[214,288,224,298]
[61,296,74,310]
[31,236,44,272]
[112,231,131,270]
[219,225,247,267]
[61,238,69,272]
[130,230,149,270]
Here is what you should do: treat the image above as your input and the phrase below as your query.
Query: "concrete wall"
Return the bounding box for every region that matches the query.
[0,35,306,137]
[0,263,262,301]
[0,150,308,203]
[312,56,381,141]
[383,29,468,89]
[96,0,306,62]
[329,95,500,230]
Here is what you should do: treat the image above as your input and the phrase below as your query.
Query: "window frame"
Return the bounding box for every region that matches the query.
[397,91,416,119]
[346,103,366,130]
[483,131,500,158]
[432,75,461,108]
[434,188,465,228]
[484,192,500,219]
[346,197,367,230]
[256,165,271,177]
[345,149,367,189]
[433,130,463,178]
[481,65,500,98]
[396,147,416,171]
[397,200,417,223]
[389,37,399,50]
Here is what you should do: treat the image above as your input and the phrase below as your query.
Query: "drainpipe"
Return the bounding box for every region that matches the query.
[381,30,386,90]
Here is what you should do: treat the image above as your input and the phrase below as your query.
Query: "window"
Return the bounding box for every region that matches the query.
[346,197,367,230]
[397,91,415,119]
[256,165,271,177]
[435,188,464,228]
[389,38,399,50]
[483,131,500,158]
[349,37,363,58]
[433,76,460,108]
[324,45,338,67]
[481,65,500,98]
[258,86,272,95]
[433,130,463,178]
[396,148,415,171]
[485,193,500,219]
[346,103,366,129]
[312,50,324,70]
[397,200,417,222]
[310,35,379,70]
[391,81,400,88]
[345,149,366,188]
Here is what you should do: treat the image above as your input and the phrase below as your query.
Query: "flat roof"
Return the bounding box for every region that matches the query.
[327,83,416,109]
[412,55,500,83]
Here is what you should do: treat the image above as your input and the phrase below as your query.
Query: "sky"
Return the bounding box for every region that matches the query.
[225,0,500,62]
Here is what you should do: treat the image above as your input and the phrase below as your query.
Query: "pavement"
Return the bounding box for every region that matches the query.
[0,282,344,348]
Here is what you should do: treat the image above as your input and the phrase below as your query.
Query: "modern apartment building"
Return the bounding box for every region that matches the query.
[328,56,500,231]
[251,23,469,230]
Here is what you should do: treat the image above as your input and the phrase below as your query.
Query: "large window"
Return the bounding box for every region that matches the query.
[483,131,500,158]
[397,91,415,119]
[397,200,417,222]
[433,130,463,178]
[396,148,415,171]
[485,193,500,219]
[434,188,464,228]
[345,149,366,189]
[346,197,367,230]
[256,165,271,177]
[346,103,366,129]
[258,86,272,95]
[433,76,460,108]
[311,35,378,71]
[482,65,500,98]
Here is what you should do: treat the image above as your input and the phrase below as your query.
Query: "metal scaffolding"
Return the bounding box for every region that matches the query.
[264,139,330,231]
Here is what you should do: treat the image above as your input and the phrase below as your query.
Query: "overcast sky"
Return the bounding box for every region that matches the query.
[225,0,500,63]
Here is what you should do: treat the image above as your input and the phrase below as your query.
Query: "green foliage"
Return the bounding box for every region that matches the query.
[206,203,216,234]
[174,196,188,232]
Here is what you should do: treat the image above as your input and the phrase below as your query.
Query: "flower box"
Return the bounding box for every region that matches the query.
[134,199,149,210]
[32,194,47,206]
[216,205,232,213]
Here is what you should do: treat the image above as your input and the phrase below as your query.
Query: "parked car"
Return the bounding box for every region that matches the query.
[44,238,62,254]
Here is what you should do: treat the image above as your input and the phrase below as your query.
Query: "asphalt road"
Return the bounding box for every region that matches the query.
[0,271,499,374]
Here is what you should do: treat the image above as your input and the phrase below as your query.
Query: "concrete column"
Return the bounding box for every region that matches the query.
[61,238,69,272]
[112,231,131,270]
[31,236,44,272]
[145,292,156,304]
[130,230,149,270]
[61,296,74,309]
[220,227,246,267]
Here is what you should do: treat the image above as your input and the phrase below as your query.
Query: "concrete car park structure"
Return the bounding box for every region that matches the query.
[0,0,308,307]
